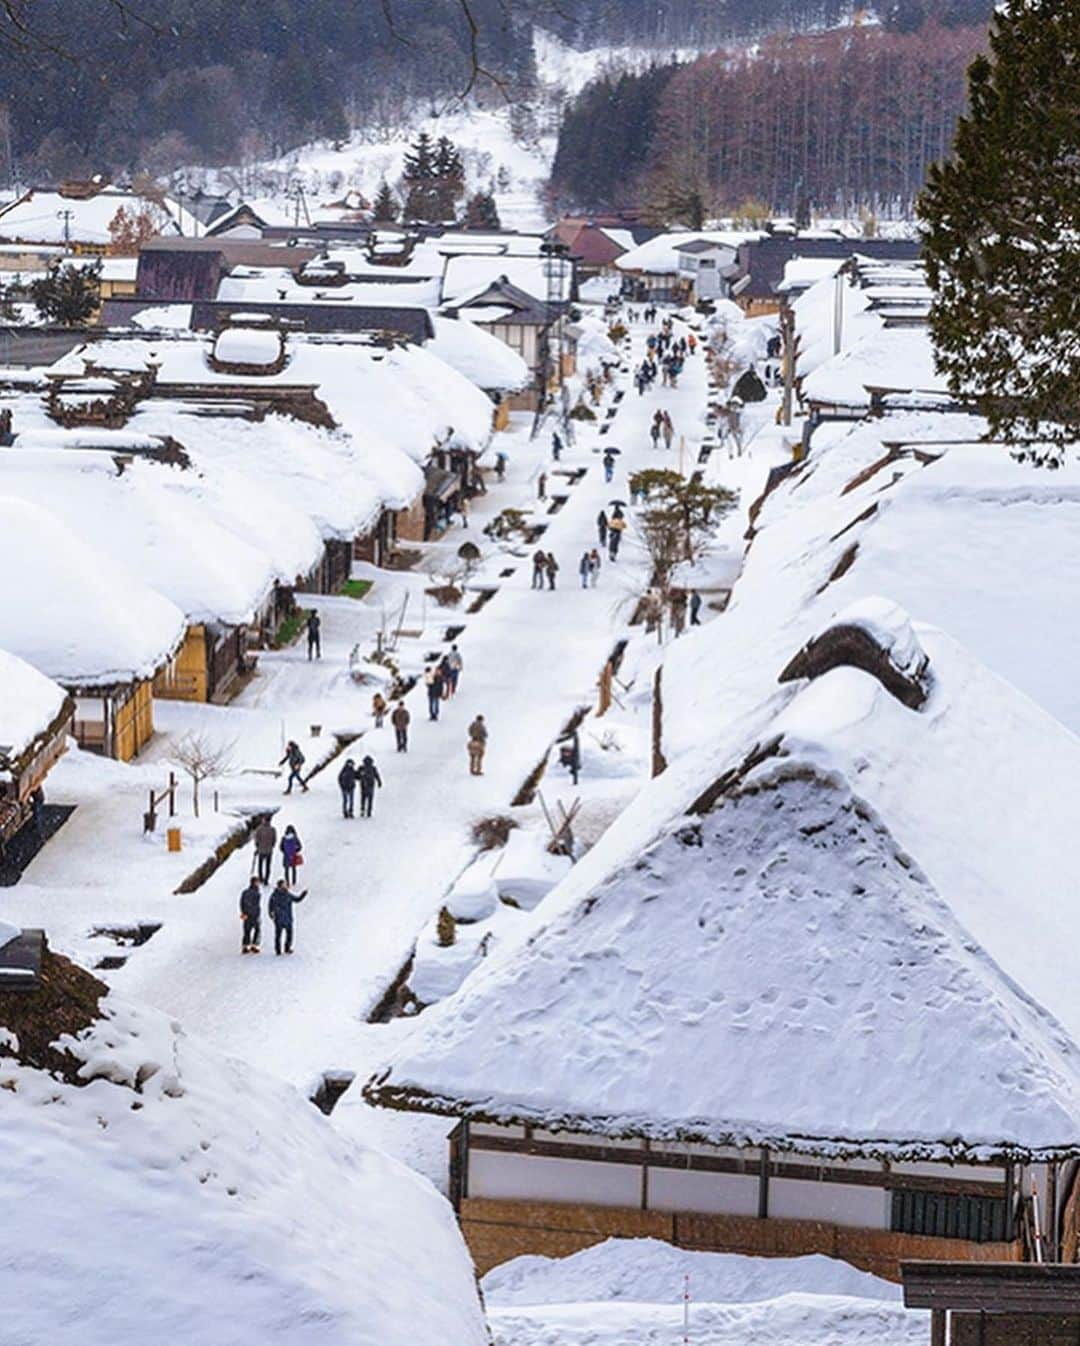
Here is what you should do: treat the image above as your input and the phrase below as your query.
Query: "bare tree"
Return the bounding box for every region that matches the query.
[169,732,235,820]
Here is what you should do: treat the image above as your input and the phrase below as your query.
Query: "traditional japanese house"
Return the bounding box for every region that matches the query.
[0,649,73,850]
[0,496,184,759]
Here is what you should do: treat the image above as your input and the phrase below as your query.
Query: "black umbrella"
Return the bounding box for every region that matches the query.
[609,498,628,508]
[602,446,622,455]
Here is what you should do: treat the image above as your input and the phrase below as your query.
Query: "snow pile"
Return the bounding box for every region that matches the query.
[0,919,21,950]
[0,983,488,1346]
[0,647,68,772]
[484,1238,902,1307]
[617,231,757,277]
[484,1239,922,1346]
[494,826,572,910]
[212,326,282,367]
[0,495,185,688]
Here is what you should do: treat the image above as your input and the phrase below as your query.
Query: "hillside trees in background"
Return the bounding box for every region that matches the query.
[552,22,986,217]
[918,0,1080,449]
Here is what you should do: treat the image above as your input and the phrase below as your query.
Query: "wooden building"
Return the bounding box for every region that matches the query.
[902,1262,1080,1346]
[0,652,73,850]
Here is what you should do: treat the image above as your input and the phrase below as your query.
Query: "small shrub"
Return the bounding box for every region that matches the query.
[471,815,518,850]
[569,402,596,421]
[608,322,628,343]
[436,906,456,948]
[425,583,463,608]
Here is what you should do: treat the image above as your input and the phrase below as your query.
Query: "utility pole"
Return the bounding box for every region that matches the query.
[780,296,796,427]
[57,208,74,250]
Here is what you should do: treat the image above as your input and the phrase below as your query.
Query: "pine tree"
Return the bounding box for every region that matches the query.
[373,181,398,223]
[433,135,466,220]
[30,261,101,327]
[918,0,1080,449]
[402,130,440,222]
[463,190,500,230]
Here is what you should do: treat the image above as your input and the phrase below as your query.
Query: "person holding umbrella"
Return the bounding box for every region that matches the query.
[608,510,627,561]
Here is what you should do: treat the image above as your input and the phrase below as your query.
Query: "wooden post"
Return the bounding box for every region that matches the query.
[168,771,176,817]
[758,1146,770,1219]
[641,1139,650,1211]
[780,299,795,428]
[930,1309,946,1346]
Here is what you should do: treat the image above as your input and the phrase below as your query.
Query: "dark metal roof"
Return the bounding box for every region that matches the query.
[136,247,225,301]
[450,277,566,327]
[737,236,923,300]
[189,300,434,343]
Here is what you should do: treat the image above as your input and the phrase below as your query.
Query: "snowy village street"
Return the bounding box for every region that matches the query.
[5,315,724,1136]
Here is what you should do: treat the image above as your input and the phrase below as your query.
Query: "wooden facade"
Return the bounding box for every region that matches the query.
[448,1120,1049,1279]
[154,623,247,705]
[0,696,74,845]
[73,678,154,761]
[902,1261,1080,1346]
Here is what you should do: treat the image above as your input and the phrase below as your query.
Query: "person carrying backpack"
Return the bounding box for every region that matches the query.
[268,880,307,956]
[279,741,307,794]
[357,755,382,818]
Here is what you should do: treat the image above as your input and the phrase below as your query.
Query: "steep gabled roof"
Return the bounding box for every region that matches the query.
[450,276,561,326]
[369,667,1080,1160]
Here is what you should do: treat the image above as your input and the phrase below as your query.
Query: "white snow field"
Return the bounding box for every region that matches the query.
[0,982,488,1346]
[483,1239,923,1346]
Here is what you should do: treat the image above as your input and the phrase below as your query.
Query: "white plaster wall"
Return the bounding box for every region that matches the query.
[469,1150,640,1207]
[768,1176,890,1229]
[647,1168,759,1217]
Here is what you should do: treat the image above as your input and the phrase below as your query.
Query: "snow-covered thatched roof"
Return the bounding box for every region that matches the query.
[0,495,185,690]
[0,959,488,1346]
[429,314,529,391]
[0,648,69,779]
[369,605,1080,1160]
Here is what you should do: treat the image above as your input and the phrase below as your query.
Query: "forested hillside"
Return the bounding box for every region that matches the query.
[552,21,988,218]
[0,0,991,182]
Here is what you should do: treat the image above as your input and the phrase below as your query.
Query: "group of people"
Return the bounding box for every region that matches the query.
[243,817,308,955]
[596,507,627,561]
[336,755,382,818]
[423,645,464,719]
[650,410,676,450]
[578,549,603,587]
[531,549,560,590]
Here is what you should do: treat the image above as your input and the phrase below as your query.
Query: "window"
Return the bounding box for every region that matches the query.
[891,1189,1009,1243]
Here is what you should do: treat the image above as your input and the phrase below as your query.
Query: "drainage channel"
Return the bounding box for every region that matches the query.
[466,587,498,615]
[546,494,569,516]
[310,1070,356,1116]
[90,921,163,971]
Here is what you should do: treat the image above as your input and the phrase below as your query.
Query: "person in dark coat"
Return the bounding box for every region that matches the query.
[253,817,277,883]
[279,740,308,794]
[268,879,307,955]
[689,589,703,625]
[551,430,563,461]
[425,664,444,721]
[30,786,45,840]
[597,509,608,546]
[537,471,547,501]
[438,654,454,699]
[240,878,262,954]
[280,825,303,885]
[337,758,357,818]
[603,450,616,483]
[357,755,382,818]
[579,551,592,589]
[531,549,547,590]
[306,610,321,661]
[391,701,410,752]
[545,552,559,590]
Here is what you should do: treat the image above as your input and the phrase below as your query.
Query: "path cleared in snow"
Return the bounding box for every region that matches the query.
[76,316,715,1093]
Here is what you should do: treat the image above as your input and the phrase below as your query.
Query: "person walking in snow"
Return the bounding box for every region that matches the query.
[532,548,547,590]
[552,430,563,461]
[650,413,662,449]
[240,877,262,954]
[579,551,592,589]
[253,816,276,884]
[446,644,463,695]
[495,449,508,481]
[279,740,307,795]
[608,512,626,561]
[337,758,357,819]
[269,879,307,956]
[424,664,444,721]
[603,450,616,483]
[537,471,547,501]
[589,548,602,586]
[306,610,321,661]
[689,589,703,626]
[662,411,674,451]
[467,714,488,776]
[372,691,388,729]
[357,755,382,818]
[545,552,559,591]
[438,653,454,699]
[596,509,608,547]
[392,701,410,753]
[280,825,303,885]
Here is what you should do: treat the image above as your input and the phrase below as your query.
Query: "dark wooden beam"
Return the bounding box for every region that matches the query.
[902,1261,1080,1314]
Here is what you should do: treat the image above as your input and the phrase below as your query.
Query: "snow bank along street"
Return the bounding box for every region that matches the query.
[3,166,1077,1342]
